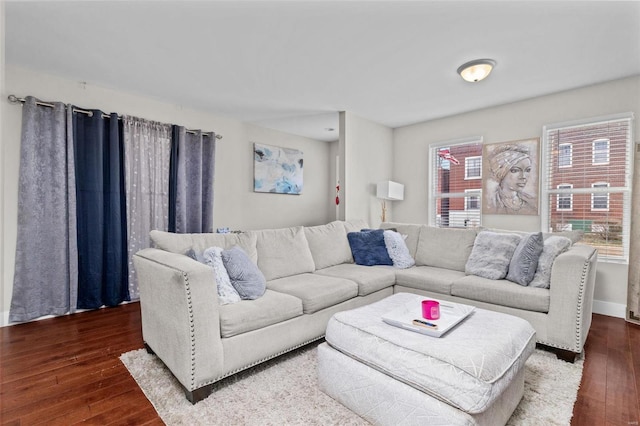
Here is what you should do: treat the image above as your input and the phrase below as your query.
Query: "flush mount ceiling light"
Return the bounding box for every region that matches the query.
[457,59,496,82]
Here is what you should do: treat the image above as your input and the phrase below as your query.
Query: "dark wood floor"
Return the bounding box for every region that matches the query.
[1,303,638,425]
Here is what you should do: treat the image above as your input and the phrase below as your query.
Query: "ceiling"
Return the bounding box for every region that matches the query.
[5,1,640,142]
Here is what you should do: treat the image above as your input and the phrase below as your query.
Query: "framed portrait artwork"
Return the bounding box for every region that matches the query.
[253,143,303,195]
[482,138,540,215]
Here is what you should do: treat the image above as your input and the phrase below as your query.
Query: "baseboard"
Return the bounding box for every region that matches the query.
[592,299,626,319]
[0,310,57,327]
[0,304,131,328]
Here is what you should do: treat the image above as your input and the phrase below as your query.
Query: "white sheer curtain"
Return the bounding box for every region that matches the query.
[123,116,172,299]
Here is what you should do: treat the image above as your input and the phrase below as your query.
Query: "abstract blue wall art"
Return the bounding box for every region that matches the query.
[254,143,303,195]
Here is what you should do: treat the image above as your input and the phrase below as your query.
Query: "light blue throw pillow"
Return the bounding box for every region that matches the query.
[221,246,267,300]
[506,232,544,286]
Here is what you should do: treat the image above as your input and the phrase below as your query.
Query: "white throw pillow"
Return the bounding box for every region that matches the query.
[202,246,241,305]
[383,230,415,269]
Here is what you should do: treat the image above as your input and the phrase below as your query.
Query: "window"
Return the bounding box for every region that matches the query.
[556,184,573,211]
[542,114,632,261]
[465,156,482,179]
[558,143,572,168]
[465,189,480,211]
[592,138,610,165]
[430,138,483,228]
[591,182,610,211]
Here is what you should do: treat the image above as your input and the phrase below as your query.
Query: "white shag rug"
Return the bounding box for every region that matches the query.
[120,344,583,425]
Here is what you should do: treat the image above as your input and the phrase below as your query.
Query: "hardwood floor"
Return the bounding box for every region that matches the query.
[0,304,161,425]
[1,304,638,425]
[572,314,640,425]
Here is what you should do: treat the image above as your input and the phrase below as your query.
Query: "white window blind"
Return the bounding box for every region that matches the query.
[542,114,633,261]
[430,138,483,228]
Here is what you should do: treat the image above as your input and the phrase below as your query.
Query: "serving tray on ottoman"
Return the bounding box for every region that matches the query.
[318,292,536,426]
[382,297,476,337]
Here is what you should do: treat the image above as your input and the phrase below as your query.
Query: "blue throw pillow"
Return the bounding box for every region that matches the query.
[221,246,266,300]
[347,229,394,266]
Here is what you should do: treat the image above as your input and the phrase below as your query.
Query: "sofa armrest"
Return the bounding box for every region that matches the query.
[134,248,224,392]
[546,244,598,353]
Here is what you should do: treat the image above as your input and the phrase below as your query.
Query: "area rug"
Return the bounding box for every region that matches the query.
[120,343,583,425]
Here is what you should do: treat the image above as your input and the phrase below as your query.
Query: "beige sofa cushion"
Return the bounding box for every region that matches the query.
[314,264,395,296]
[343,219,369,233]
[149,230,258,263]
[219,289,303,338]
[304,221,353,270]
[415,226,477,272]
[267,273,358,314]
[451,275,550,313]
[379,222,422,258]
[250,226,316,281]
[394,266,466,295]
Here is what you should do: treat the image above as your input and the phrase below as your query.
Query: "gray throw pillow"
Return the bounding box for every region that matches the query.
[465,231,521,280]
[221,246,266,300]
[529,236,572,289]
[506,232,544,286]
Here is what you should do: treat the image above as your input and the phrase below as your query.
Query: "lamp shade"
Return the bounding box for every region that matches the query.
[376,181,404,201]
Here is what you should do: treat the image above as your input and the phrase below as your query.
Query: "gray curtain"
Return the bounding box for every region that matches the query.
[123,116,172,300]
[174,127,216,233]
[628,143,640,325]
[9,97,78,322]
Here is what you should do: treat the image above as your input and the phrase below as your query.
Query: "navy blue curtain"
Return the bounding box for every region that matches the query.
[72,109,129,309]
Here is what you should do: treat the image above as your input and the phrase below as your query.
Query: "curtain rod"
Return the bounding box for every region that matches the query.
[7,94,223,139]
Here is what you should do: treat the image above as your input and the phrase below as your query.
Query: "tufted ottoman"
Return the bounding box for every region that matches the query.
[318,293,536,425]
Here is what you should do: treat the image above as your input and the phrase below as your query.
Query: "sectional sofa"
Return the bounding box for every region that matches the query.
[133,219,597,403]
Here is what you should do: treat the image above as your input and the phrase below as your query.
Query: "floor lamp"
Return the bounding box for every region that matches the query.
[376,181,404,222]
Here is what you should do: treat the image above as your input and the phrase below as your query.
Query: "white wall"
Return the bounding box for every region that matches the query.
[393,75,640,317]
[0,2,6,325]
[340,111,394,228]
[1,65,335,324]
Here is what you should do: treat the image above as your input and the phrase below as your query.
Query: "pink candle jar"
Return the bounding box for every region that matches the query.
[422,300,440,320]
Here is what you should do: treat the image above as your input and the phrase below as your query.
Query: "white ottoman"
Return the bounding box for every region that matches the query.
[318,293,536,426]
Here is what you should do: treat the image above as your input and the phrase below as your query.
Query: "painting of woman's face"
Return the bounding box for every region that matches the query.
[501,158,532,192]
[482,137,540,215]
